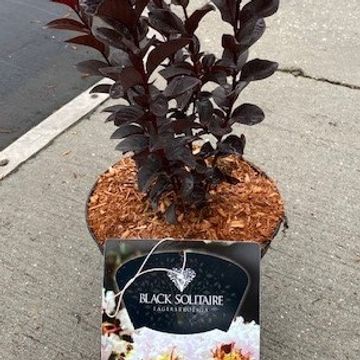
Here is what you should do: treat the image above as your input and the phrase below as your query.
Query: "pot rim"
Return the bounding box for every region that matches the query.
[85,157,286,256]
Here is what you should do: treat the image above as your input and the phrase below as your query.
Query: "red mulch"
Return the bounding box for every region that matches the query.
[87,156,285,246]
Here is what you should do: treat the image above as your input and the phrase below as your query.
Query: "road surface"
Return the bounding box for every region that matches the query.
[0,0,99,151]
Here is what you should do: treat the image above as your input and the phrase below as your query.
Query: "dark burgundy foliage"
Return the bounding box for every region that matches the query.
[49,0,279,223]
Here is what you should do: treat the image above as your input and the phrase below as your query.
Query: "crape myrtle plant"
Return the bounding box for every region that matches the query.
[48,0,279,224]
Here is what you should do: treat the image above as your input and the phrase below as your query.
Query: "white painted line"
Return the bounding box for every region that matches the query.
[0,79,110,181]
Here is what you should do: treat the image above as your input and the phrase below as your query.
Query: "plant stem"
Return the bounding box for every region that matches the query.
[213,0,243,167]
[182,5,189,21]
[235,0,242,30]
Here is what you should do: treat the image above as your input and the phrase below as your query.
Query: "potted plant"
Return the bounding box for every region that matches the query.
[48,0,285,255]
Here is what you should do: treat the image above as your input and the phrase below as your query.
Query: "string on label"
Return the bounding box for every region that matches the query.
[105,238,188,318]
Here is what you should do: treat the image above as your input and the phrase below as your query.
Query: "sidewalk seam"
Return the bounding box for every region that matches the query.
[277,67,360,90]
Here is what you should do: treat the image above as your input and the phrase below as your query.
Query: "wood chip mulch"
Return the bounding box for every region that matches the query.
[87,156,285,246]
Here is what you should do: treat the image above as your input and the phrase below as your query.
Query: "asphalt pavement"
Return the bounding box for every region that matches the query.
[0,0,99,150]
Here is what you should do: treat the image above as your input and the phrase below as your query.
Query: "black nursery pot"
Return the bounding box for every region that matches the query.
[85,161,286,258]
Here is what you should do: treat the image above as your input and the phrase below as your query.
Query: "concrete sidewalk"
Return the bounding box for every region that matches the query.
[1,1,360,359]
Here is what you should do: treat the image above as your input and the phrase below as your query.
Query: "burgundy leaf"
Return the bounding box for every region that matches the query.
[104,105,144,125]
[202,54,216,69]
[164,76,201,98]
[212,85,231,109]
[179,171,194,198]
[47,18,89,33]
[189,35,201,56]
[135,0,150,20]
[159,63,194,80]
[150,94,169,117]
[66,34,106,54]
[198,141,215,158]
[171,0,189,7]
[148,9,186,35]
[95,27,138,53]
[146,38,191,75]
[218,47,236,68]
[231,103,265,125]
[240,59,278,82]
[257,0,280,17]
[149,175,172,210]
[115,134,149,154]
[76,60,108,76]
[99,66,123,81]
[242,0,280,18]
[103,104,128,113]
[235,80,249,94]
[150,133,174,152]
[96,0,136,29]
[138,18,150,41]
[165,203,177,224]
[148,85,161,100]
[100,66,143,90]
[237,17,266,50]
[211,0,236,25]
[165,144,197,168]
[171,117,202,134]
[118,67,144,91]
[188,184,207,205]
[219,134,246,155]
[51,0,79,11]
[111,50,131,67]
[175,89,194,110]
[133,94,149,108]
[185,4,215,34]
[222,34,240,54]
[196,99,214,126]
[208,115,232,137]
[90,84,112,94]
[111,125,144,139]
[138,154,162,192]
[98,17,134,40]
[202,69,228,85]
[110,82,125,99]
[210,167,239,185]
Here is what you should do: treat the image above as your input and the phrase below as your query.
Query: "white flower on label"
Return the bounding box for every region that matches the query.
[116,308,135,332]
[101,333,133,360]
[101,335,113,360]
[102,289,116,314]
[109,333,131,354]
[130,317,260,360]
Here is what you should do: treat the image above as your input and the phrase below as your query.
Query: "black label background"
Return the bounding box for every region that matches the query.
[104,240,260,327]
[116,251,249,334]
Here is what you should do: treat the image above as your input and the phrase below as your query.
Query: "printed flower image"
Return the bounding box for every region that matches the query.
[102,288,259,360]
[129,317,259,360]
[102,289,116,315]
[101,290,134,360]
[212,343,250,360]
[153,349,182,360]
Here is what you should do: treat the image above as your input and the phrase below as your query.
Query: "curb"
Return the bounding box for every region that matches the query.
[0,79,110,181]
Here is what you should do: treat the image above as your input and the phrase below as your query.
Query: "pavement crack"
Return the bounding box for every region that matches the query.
[277,67,360,90]
[23,333,42,344]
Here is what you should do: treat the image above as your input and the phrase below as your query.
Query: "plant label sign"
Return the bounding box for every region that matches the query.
[102,240,261,360]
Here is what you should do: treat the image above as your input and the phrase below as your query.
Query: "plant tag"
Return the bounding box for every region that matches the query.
[102,240,261,360]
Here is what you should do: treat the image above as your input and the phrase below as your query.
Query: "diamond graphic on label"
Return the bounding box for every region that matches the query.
[167,268,196,292]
